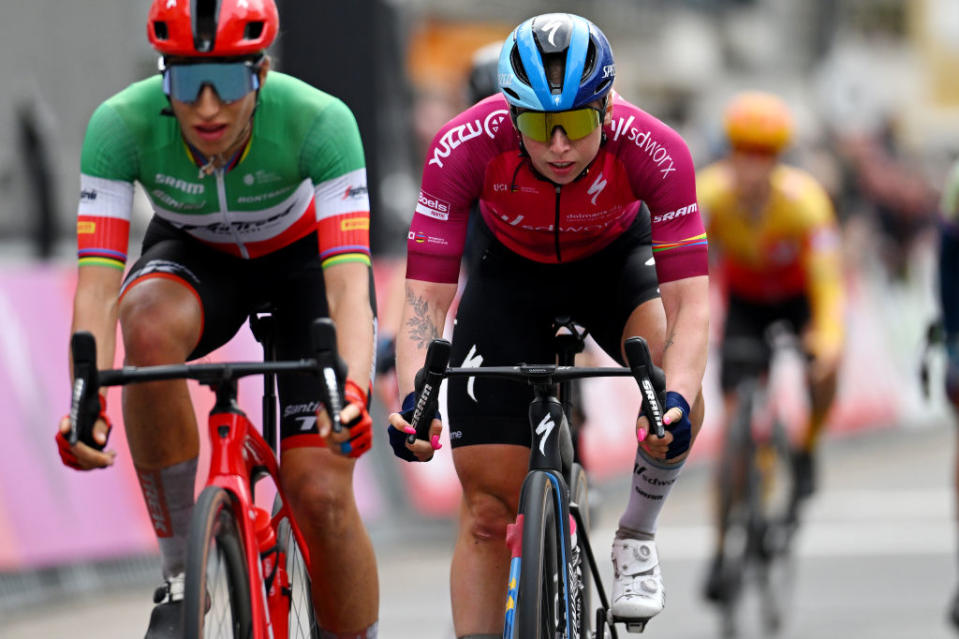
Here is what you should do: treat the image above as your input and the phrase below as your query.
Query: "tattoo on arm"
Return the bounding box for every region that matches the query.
[664,332,675,354]
[406,290,440,348]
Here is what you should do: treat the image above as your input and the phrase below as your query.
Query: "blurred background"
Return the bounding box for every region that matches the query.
[2,0,959,637]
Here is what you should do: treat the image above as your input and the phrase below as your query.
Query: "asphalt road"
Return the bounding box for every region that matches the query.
[4,420,958,639]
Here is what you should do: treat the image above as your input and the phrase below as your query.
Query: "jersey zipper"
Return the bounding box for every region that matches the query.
[554,185,562,262]
[216,169,249,258]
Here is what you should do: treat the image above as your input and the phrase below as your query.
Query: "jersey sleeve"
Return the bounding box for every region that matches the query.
[797,178,844,354]
[405,103,497,283]
[616,107,708,283]
[77,102,137,269]
[301,98,371,269]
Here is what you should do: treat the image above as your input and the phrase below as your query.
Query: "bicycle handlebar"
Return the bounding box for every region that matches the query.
[68,318,347,446]
[407,335,666,441]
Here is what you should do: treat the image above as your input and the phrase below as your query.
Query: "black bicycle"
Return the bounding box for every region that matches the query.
[709,328,803,638]
[409,320,666,639]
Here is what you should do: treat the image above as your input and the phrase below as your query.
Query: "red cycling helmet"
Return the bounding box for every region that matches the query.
[147,0,278,57]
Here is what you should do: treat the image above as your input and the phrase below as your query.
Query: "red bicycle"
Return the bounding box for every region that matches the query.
[69,316,346,639]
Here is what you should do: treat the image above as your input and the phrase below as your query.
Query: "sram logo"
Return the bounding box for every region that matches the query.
[652,203,697,223]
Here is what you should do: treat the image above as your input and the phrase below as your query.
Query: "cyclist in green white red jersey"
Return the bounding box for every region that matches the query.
[55,1,380,637]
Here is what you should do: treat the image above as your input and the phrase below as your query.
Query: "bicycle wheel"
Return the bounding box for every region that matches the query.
[509,471,571,639]
[272,496,319,639]
[715,387,756,638]
[569,462,591,638]
[756,422,799,635]
[184,486,253,639]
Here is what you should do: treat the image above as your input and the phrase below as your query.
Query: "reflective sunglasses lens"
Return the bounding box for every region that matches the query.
[164,63,257,103]
[515,108,601,143]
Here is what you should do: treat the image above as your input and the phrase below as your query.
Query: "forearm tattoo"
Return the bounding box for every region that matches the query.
[406,289,440,348]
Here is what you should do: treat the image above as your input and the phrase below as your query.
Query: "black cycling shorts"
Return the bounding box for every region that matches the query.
[121,217,377,446]
[447,214,660,449]
[719,293,809,392]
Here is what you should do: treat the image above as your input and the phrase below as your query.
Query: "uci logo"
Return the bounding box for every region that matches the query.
[602,64,615,79]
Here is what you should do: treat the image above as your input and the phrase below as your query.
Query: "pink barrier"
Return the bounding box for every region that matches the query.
[0,261,906,569]
[0,265,383,570]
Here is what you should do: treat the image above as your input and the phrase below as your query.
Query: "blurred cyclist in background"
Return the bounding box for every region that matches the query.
[54,1,380,637]
[698,91,845,602]
[940,160,959,629]
[388,13,710,636]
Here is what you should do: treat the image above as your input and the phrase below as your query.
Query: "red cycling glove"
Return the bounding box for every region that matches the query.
[337,379,372,458]
[56,394,112,470]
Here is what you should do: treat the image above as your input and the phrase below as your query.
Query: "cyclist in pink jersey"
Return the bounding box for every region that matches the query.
[387,13,709,636]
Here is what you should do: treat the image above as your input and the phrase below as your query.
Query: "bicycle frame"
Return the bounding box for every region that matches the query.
[204,379,311,639]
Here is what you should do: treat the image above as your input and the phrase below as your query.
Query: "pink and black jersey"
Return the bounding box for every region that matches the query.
[406,93,707,285]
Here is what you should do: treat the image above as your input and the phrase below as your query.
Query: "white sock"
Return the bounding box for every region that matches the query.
[617,446,684,538]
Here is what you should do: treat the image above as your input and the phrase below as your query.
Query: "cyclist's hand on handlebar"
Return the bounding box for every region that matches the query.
[386,391,443,462]
[638,391,691,462]
[55,395,116,471]
[317,379,372,459]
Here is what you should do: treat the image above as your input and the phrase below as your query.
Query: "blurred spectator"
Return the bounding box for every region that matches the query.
[833,119,938,282]
[939,159,959,629]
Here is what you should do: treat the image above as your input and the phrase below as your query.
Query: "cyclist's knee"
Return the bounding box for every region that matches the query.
[119,282,200,363]
[462,490,514,542]
[286,475,354,532]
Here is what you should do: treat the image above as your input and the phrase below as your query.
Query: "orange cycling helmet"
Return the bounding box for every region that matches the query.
[723,91,794,154]
[148,0,278,57]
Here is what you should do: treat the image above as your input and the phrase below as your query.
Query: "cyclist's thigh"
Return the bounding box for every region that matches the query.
[447,252,558,449]
[452,443,529,518]
[577,226,661,365]
[120,218,250,360]
[268,238,377,448]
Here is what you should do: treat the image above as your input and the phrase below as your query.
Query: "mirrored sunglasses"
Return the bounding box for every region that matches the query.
[514,107,603,143]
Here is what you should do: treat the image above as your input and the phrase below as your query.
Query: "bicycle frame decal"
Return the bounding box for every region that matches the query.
[503,514,525,637]
[546,471,573,638]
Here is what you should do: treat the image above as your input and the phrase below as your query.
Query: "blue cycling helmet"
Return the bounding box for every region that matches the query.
[497,13,615,111]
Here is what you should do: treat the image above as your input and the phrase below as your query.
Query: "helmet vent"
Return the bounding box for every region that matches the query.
[153,21,168,40]
[244,21,264,40]
[510,46,529,85]
[582,41,596,80]
[502,87,520,101]
[192,0,221,53]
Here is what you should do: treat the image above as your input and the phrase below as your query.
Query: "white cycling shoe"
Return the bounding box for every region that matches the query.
[610,537,665,625]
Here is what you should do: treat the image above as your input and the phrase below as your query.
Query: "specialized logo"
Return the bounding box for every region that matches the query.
[155,173,204,195]
[652,203,697,224]
[415,191,451,221]
[535,412,556,456]
[429,109,508,168]
[460,344,484,402]
[342,185,369,200]
[80,189,97,201]
[610,116,676,178]
[543,18,565,46]
[602,64,616,79]
[587,172,608,205]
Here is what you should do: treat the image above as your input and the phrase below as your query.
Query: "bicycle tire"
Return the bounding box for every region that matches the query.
[510,470,570,639]
[569,462,591,637]
[184,486,253,639]
[272,496,319,639]
[715,385,756,638]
